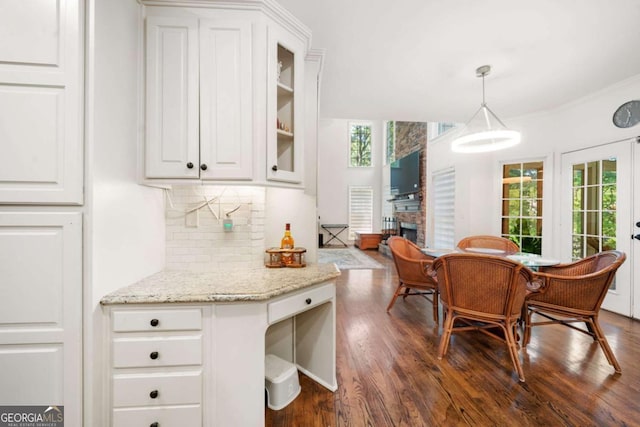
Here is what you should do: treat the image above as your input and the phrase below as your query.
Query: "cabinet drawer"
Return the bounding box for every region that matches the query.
[113,371,202,407]
[112,308,202,332]
[113,336,202,368]
[113,405,201,427]
[268,283,334,324]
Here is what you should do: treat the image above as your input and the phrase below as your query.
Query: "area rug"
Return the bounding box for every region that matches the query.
[318,247,385,270]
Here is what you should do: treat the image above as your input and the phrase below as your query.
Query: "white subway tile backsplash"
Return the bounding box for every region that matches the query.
[165,185,266,271]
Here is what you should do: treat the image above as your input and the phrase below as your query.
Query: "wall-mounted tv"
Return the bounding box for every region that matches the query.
[390,150,420,196]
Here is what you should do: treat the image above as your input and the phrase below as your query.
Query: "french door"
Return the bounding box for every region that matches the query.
[561,140,634,316]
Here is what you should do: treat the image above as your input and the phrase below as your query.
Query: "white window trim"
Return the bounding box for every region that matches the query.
[498,158,547,254]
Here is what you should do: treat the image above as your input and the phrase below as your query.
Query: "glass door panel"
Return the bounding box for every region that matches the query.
[562,142,632,315]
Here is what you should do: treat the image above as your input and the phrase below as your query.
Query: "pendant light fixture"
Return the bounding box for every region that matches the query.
[451,65,521,153]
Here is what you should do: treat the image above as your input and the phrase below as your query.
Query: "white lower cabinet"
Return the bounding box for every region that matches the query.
[112,406,201,427]
[106,305,208,427]
[103,280,337,426]
[0,212,82,425]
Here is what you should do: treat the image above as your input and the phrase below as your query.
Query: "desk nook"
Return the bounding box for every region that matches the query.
[101,264,340,426]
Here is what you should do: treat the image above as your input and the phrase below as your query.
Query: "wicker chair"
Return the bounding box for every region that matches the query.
[522,250,626,373]
[387,236,439,324]
[432,253,536,382]
[457,235,520,254]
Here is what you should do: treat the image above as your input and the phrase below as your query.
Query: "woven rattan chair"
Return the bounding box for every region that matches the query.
[387,236,439,324]
[523,250,626,373]
[432,253,536,382]
[457,235,520,254]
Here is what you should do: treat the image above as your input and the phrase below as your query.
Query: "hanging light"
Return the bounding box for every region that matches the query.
[451,65,521,153]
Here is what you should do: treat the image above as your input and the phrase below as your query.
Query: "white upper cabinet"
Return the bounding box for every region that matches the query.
[199,18,253,180]
[145,15,252,180]
[142,1,312,187]
[267,26,305,184]
[145,16,200,179]
[0,0,83,204]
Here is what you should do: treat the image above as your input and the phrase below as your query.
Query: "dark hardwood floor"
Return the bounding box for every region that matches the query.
[266,249,640,426]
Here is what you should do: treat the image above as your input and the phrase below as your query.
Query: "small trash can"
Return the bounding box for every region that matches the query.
[265,354,300,410]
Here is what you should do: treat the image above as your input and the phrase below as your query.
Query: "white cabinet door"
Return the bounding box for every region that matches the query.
[199,19,253,180]
[145,16,253,181]
[0,212,82,424]
[145,16,200,179]
[0,0,83,204]
[267,26,305,184]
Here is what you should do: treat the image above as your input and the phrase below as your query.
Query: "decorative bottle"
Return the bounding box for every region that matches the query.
[280,223,295,265]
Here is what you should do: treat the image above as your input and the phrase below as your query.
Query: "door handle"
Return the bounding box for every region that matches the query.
[636,221,640,228]
[633,234,640,240]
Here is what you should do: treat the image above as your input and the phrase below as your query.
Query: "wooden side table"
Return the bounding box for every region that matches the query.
[354,232,383,250]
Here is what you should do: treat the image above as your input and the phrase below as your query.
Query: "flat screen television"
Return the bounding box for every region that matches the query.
[390,150,420,196]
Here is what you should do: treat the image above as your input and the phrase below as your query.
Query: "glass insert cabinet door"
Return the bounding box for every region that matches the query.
[267,27,305,184]
[561,141,632,316]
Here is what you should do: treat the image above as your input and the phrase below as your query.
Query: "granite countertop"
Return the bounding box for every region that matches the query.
[100,263,341,305]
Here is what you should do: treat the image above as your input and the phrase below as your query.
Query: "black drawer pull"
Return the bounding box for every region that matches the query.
[150,390,158,399]
[150,423,159,427]
[186,162,194,169]
[150,318,159,327]
[149,351,159,360]
[305,298,312,304]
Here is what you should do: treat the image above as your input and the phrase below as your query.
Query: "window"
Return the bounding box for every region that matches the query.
[348,186,373,240]
[432,168,455,249]
[501,161,544,254]
[428,122,458,140]
[571,159,617,260]
[349,123,372,167]
[385,121,395,165]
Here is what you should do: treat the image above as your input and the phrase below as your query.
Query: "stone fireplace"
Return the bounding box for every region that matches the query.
[392,122,427,248]
[378,121,427,258]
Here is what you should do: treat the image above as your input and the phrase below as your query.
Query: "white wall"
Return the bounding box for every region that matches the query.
[426,74,640,257]
[265,187,318,262]
[86,0,166,424]
[317,119,384,242]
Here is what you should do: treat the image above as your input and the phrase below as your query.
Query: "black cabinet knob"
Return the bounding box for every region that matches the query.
[150,423,159,427]
[200,163,208,171]
[636,221,640,228]
[149,390,159,399]
[634,234,640,240]
[149,351,159,360]
[305,298,312,304]
[272,165,278,171]
[150,318,159,327]
[186,162,194,169]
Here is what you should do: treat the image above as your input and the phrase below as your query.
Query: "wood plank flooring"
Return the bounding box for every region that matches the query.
[266,249,640,426]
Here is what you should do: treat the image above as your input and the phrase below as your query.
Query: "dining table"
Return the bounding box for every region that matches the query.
[421,247,562,270]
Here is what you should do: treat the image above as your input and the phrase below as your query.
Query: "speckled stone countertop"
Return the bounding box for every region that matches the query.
[100,263,341,305]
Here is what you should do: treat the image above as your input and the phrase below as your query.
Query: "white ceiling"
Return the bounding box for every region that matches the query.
[276,0,640,123]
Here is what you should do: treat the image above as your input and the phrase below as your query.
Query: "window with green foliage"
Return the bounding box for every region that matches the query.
[571,159,617,260]
[501,161,544,254]
[386,121,395,165]
[349,123,372,167]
